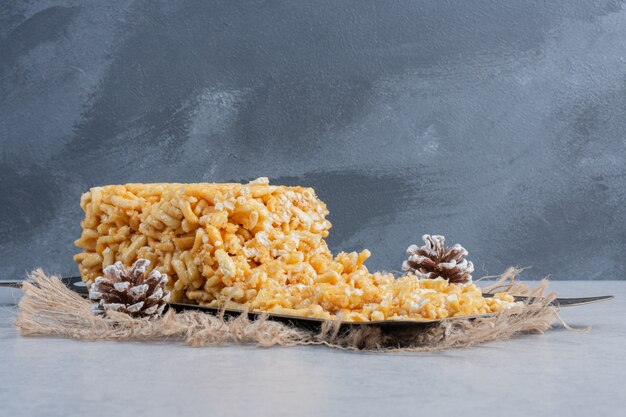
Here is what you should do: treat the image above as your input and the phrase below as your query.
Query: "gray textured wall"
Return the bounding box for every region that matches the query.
[1,0,625,280]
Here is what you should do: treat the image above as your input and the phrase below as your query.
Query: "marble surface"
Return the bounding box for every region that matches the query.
[1,281,624,417]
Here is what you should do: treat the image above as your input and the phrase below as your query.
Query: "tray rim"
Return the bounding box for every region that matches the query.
[1,276,614,328]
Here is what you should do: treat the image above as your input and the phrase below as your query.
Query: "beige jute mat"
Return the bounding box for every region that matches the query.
[14,268,562,352]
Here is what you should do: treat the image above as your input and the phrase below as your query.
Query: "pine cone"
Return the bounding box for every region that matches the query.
[402,234,474,284]
[89,259,170,319]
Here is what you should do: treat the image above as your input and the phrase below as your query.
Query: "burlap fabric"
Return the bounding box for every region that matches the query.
[14,268,559,352]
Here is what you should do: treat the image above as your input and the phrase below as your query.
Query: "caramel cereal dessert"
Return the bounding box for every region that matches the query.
[74,178,517,322]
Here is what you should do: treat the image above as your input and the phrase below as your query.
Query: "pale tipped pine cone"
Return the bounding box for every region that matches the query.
[89,259,170,319]
[402,234,474,284]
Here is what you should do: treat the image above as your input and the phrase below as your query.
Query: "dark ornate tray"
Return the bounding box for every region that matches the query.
[1,276,613,332]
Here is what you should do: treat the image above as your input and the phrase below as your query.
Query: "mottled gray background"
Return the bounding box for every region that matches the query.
[1,0,625,280]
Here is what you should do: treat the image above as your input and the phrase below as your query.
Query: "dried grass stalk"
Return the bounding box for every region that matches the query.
[14,269,558,352]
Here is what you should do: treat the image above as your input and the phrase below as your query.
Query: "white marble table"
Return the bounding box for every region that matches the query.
[1,281,624,417]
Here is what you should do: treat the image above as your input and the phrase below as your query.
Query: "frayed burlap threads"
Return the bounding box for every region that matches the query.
[15,270,312,347]
[479,266,548,296]
[14,269,559,352]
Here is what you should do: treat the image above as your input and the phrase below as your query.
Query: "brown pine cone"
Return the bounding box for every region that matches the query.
[89,259,170,319]
[402,234,474,284]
